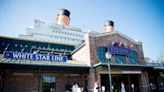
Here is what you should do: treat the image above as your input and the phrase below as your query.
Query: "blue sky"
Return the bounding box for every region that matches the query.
[0,0,164,61]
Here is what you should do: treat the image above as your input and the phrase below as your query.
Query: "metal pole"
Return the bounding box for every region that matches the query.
[38,66,41,92]
[108,59,112,92]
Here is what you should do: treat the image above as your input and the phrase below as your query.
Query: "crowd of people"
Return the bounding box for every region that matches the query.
[71,81,126,92]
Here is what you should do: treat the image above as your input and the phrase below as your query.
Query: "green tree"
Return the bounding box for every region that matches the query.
[144,57,151,63]
[156,53,164,64]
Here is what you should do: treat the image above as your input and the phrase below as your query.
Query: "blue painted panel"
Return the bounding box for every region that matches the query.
[3,51,67,62]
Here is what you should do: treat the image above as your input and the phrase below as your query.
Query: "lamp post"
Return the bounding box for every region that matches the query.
[105,52,112,92]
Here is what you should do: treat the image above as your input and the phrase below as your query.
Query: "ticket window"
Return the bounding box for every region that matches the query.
[42,75,56,92]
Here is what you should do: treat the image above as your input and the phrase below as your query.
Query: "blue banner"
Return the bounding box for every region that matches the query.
[3,51,67,62]
[108,47,131,56]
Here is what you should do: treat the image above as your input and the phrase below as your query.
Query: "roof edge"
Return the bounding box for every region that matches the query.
[89,31,141,45]
[71,41,85,54]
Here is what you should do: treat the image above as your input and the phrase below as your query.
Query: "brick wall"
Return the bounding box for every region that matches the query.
[72,32,146,92]
[90,33,145,65]
[2,69,87,92]
[3,70,38,92]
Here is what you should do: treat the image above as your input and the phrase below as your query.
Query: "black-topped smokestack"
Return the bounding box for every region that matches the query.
[57,9,70,27]
[105,20,114,32]
[58,9,70,17]
[105,20,114,26]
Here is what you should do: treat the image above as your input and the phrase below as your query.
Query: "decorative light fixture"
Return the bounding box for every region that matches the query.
[21,48,25,52]
[15,44,18,47]
[124,42,126,47]
[105,52,112,92]
[119,42,122,47]
[5,44,9,51]
[105,52,112,59]
[112,41,115,45]
[5,47,8,51]
[25,45,28,48]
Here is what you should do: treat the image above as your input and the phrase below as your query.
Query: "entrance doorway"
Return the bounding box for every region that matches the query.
[101,74,140,92]
[42,75,56,92]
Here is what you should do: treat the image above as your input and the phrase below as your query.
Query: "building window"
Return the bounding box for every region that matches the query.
[115,55,126,64]
[130,50,138,64]
[42,75,56,92]
[97,47,107,62]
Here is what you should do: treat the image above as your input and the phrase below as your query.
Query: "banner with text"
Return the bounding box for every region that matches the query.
[3,51,67,62]
[108,47,131,56]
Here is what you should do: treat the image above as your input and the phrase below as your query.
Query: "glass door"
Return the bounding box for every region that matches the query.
[42,75,56,92]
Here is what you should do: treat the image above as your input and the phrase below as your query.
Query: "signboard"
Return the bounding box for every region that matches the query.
[3,51,67,62]
[99,71,141,74]
[153,63,164,67]
[122,71,141,74]
[108,47,131,56]
[147,63,164,67]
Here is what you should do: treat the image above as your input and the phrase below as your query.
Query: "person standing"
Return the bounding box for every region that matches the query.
[94,82,99,92]
[72,82,79,92]
[121,82,126,92]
